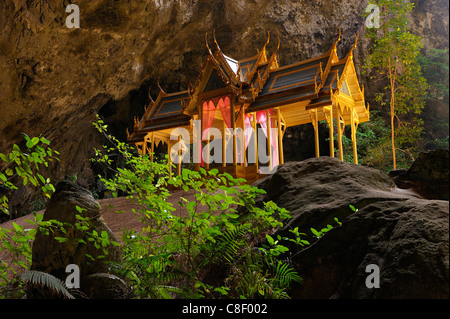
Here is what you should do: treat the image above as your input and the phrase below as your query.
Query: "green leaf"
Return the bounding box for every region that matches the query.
[40,137,50,145]
[12,222,23,232]
[310,228,319,237]
[55,237,68,243]
[26,137,40,149]
[228,213,239,219]
[266,234,275,246]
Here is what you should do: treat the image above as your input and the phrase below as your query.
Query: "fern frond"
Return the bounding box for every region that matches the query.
[155,284,183,299]
[265,259,303,288]
[214,224,250,263]
[18,270,75,299]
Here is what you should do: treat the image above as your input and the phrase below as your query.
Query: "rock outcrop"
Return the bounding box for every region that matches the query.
[0,0,448,215]
[28,180,124,298]
[254,156,449,298]
[390,149,449,201]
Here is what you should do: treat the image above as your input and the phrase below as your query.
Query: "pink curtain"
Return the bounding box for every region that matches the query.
[244,114,253,150]
[256,109,279,168]
[199,96,279,169]
[202,100,216,140]
[200,100,216,167]
[217,96,231,128]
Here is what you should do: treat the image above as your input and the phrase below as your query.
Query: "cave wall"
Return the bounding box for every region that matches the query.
[0,0,448,215]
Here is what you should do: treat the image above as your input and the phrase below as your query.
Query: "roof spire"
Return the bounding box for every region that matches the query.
[263,31,270,50]
[213,29,222,53]
[148,87,155,104]
[344,33,358,60]
[157,78,167,95]
[205,32,213,57]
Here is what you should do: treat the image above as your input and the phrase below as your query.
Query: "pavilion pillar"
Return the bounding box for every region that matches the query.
[222,119,226,168]
[195,111,202,171]
[150,133,154,162]
[350,108,358,164]
[311,109,320,158]
[266,109,272,170]
[167,140,172,177]
[177,135,182,175]
[252,112,259,173]
[324,106,334,158]
[142,138,148,157]
[205,137,210,170]
[231,97,237,168]
[336,103,344,162]
[241,108,246,167]
[277,108,284,165]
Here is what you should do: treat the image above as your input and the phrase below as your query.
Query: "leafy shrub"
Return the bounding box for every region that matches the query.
[91,115,304,299]
[0,135,59,297]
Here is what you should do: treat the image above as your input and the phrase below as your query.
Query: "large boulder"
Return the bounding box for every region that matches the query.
[254,157,449,299]
[28,181,124,298]
[390,149,449,200]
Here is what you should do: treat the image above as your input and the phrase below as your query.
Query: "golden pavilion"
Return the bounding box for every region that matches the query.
[127,31,369,182]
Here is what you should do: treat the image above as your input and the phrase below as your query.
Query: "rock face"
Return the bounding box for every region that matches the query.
[28,180,123,298]
[390,149,449,200]
[0,0,448,215]
[254,157,449,298]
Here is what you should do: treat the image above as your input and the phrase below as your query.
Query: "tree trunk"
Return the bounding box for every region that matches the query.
[390,89,396,170]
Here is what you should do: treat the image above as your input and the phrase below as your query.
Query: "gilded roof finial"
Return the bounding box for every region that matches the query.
[148,87,154,104]
[213,29,222,53]
[205,33,213,57]
[262,31,270,52]
[275,36,280,52]
[331,28,341,54]
[157,78,166,95]
[344,33,358,61]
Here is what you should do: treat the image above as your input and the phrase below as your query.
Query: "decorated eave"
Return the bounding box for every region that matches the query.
[244,31,340,112]
[244,32,368,126]
[127,82,190,143]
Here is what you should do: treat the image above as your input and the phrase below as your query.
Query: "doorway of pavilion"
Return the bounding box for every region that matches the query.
[198,95,282,178]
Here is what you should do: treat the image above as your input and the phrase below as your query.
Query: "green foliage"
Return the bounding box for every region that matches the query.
[0,134,58,216]
[418,48,449,103]
[1,118,343,299]
[418,48,449,151]
[0,135,59,297]
[91,115,304,299]
[363,0,428,168]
